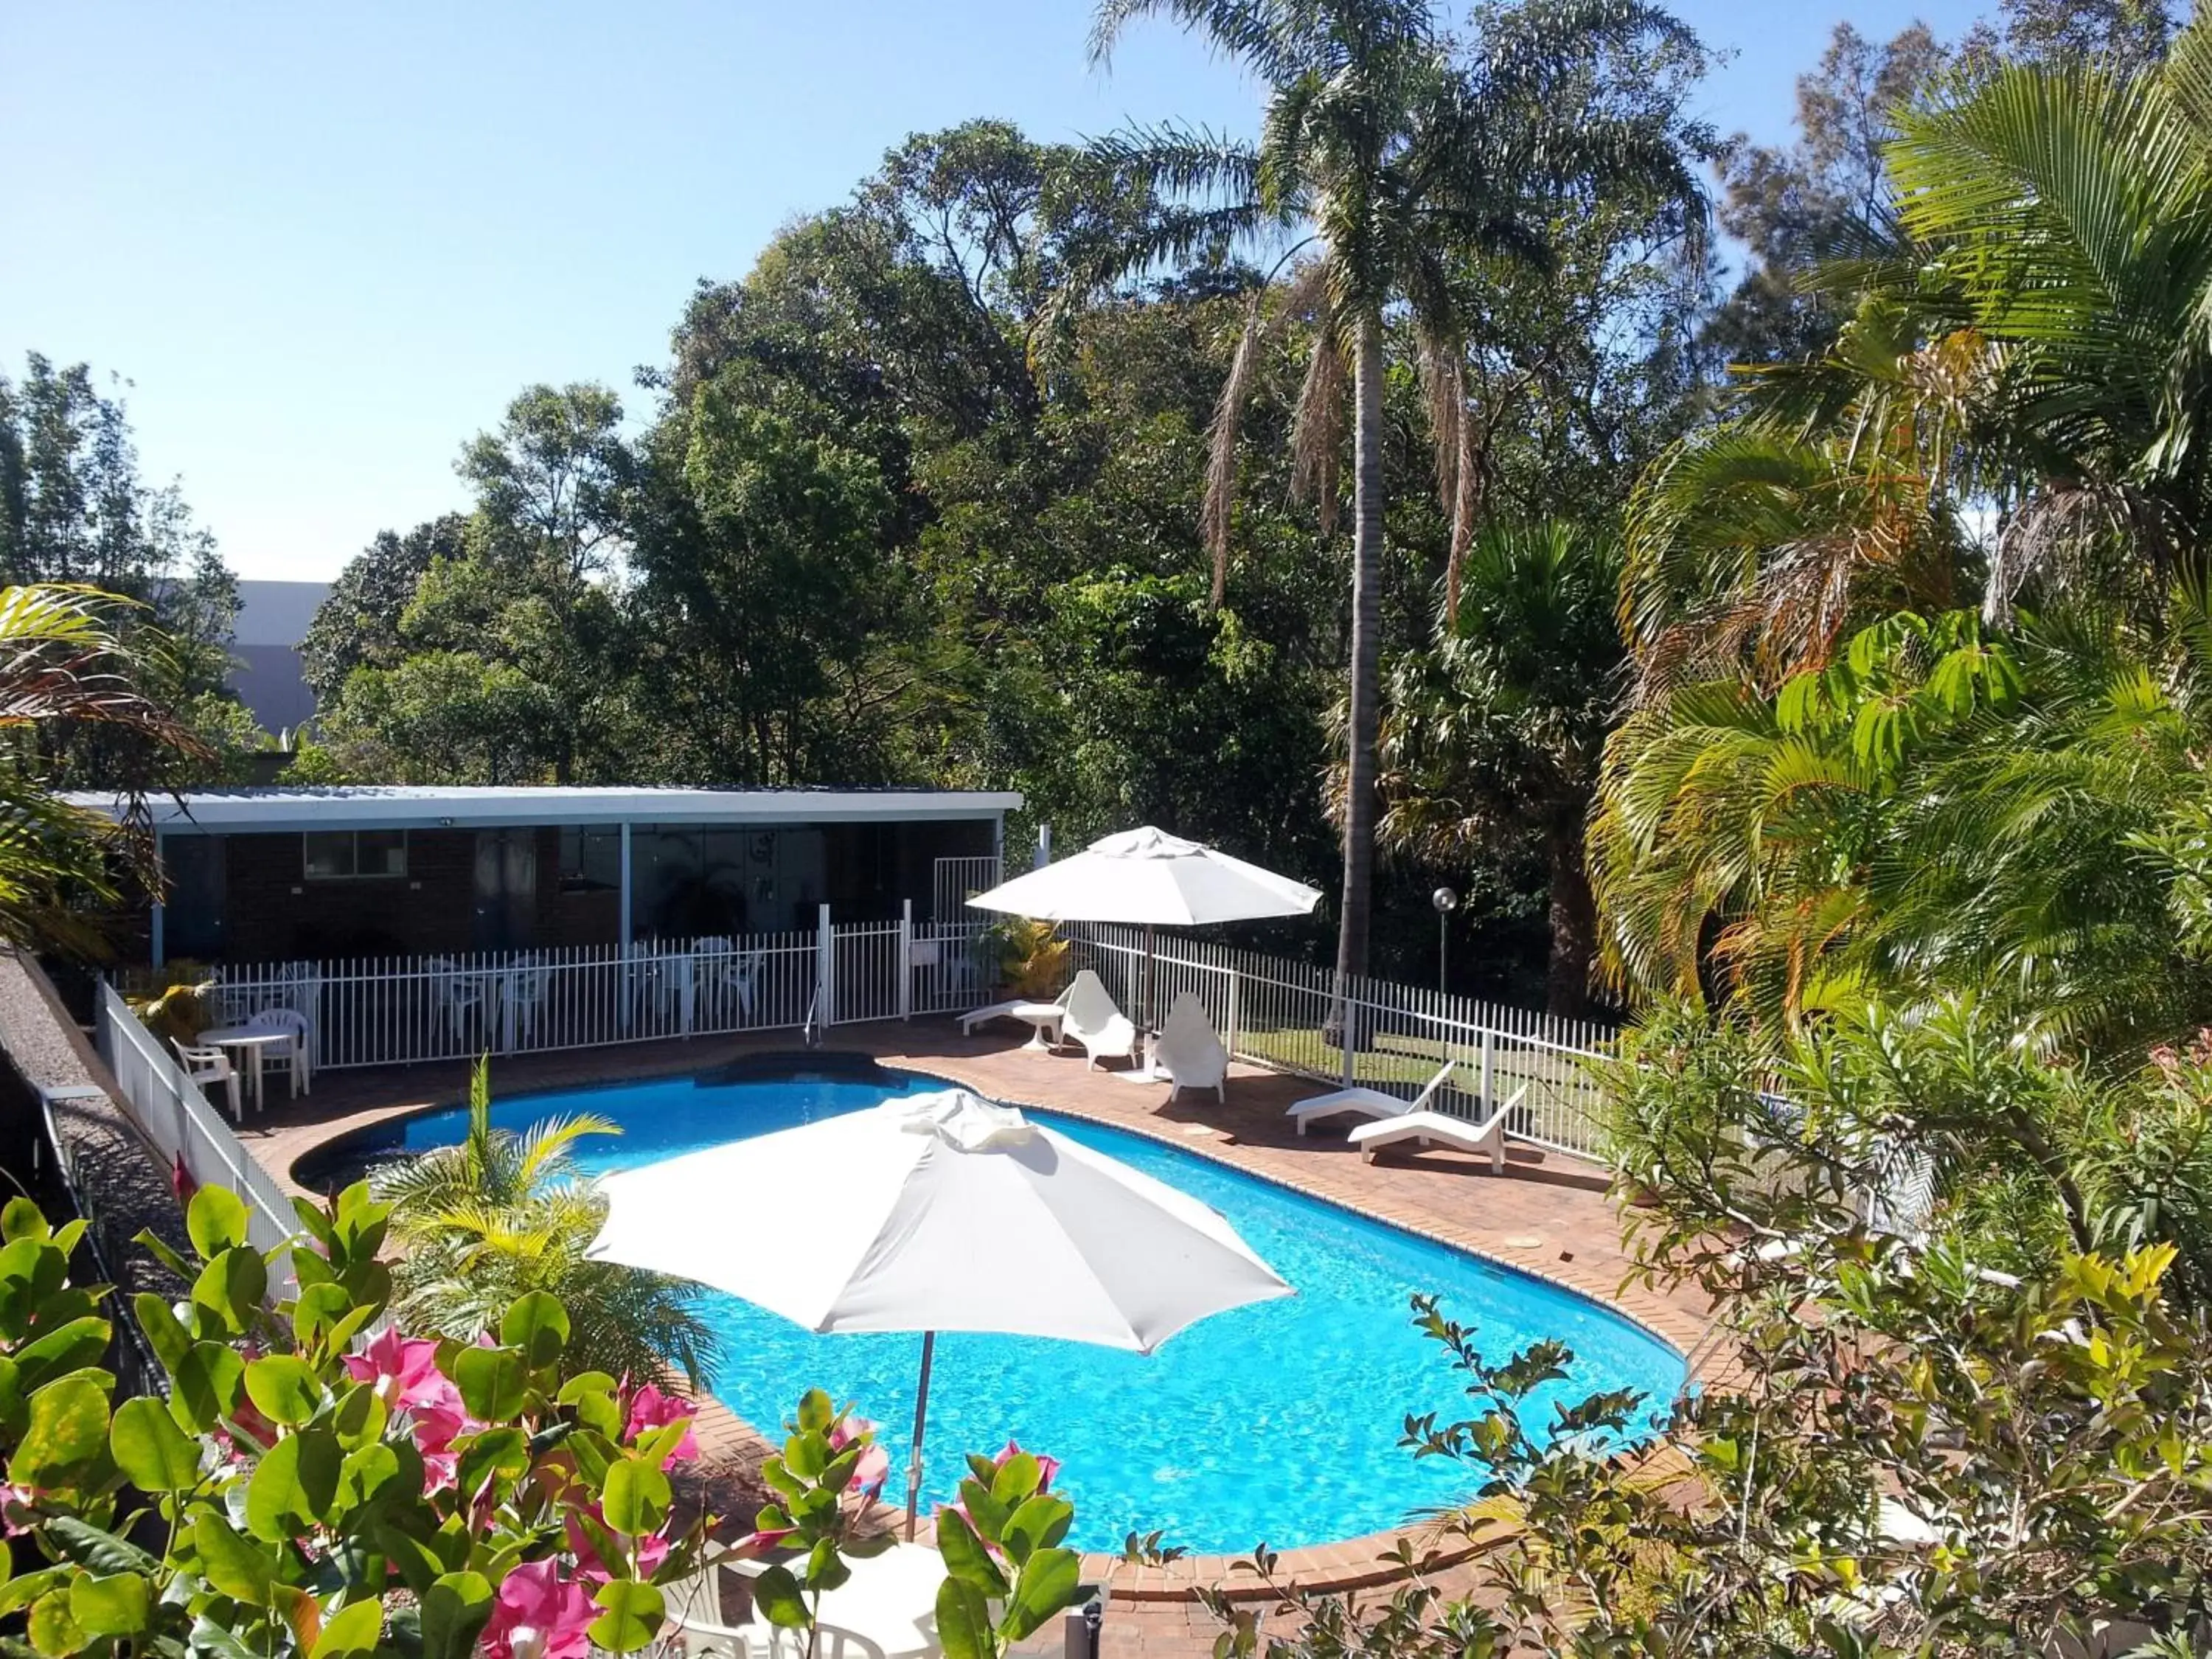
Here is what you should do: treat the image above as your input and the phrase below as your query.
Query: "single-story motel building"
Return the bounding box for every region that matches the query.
[64,786,1020,968]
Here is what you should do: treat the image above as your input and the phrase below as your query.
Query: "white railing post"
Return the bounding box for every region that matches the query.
[1479,1027,1495,1110]
[898,900,914,1020]
[816,905,835,1029]
[1225,967,1242,1061]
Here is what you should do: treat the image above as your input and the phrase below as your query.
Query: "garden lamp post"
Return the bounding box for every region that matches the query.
[1433,887,1457,994]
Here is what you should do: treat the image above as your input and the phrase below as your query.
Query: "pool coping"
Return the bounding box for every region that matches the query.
[253,1037,1717,1603]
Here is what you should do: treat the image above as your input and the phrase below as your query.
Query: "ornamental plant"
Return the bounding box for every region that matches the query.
[931,1442,1083,1659]
[0,1178,1088,1659]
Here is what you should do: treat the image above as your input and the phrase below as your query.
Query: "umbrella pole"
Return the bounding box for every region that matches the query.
[903,1329,936,1540]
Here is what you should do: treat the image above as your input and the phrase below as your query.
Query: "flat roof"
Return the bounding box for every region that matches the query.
[64,785,1023,835]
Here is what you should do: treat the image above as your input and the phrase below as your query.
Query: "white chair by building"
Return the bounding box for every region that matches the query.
[1058,969,1137,1071]
[504,956,549,1046]
[244,1007,312,1098]
[1346,1085,1529,1174]
[1153,992,1228,1103]
[173,1039,243,1123]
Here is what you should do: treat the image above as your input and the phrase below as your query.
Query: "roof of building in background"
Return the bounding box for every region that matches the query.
[229,580,331,734]
[60,784,1024,834]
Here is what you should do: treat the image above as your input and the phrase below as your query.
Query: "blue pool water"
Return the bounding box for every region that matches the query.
[330,1065,1683,1554]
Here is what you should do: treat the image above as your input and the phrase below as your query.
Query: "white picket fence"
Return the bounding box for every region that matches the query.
[198,907,995,1072]
[94,981,300,1295]
[1062,922,1618,1161]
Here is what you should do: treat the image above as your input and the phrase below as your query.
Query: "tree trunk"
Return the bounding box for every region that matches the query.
[1545,813,1599,1020]
[1332,316,1386,1046]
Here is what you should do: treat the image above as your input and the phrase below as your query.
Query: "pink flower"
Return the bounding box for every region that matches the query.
[830,1416,891,1499]
[624,1383,699,1467]
[344,1329,450,1413]
[482,1559,597,1659]
[995,1441,1060,1494]
[728,1524,794,1557]
[565,1502,672,1584]
[420,1443,459,1497]
[0,1483,38,1536]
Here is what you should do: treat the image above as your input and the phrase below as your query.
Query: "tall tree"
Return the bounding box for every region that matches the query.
[299,514,470,701]
[1368,521,1624,1015]
[1089,0,1706,1006]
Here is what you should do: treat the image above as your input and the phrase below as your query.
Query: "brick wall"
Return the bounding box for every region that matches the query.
[222,830,478,962]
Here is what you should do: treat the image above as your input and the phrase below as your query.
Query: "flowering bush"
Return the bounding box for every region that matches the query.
[0,1178,1089,1659]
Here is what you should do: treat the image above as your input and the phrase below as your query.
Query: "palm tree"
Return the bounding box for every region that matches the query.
[1088,0,1705,1001]
[1363,520,1624,1015]
[0,583,203,956]
[373,1060,716,1388]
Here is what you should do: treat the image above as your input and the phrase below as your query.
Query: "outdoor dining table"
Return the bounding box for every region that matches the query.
[193,1026,293,1111]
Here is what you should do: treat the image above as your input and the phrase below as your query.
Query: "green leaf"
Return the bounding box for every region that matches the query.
[186,1189,248,1261]
[307,1596,383,1659]
[10,1319,109,1391]
[955,1477,1011,1545]
[555,1371,622,1439]
[600,1455,670,1537]
[132,1293,192,1375]
[795,1389,833,1433]
[191,1513,275,1605]
[27,1592,86,1658]
[69,1573,150,1638]
[168,1343,245,1435]
[451,1345,527,1422]
[1000,1493,1074,1565]
[498,1293,569,1368]
[109,1397,201,1492]
[934,1506,1009,1598]
[244,1429,341,1540]
[372,1512,456,1599]
[588,1580,664,1654]
[44,1517,156,1578]
[0,1566,65,1618]
[934,1575,993,1659]
[990,1451,1040,1509]
[336,1442,403,1512]
[1,1197,49,1242]
[1002,1546,1083,1642]
[290,1283,352,1352]
[189,1248,265,1334]
[331,1383,388,1450]
[10,1373,110,1485]
[750,1565,809,1631]
[243,1355,322,1427]
[420,1572,493,1659]
[454,1427,528,1498]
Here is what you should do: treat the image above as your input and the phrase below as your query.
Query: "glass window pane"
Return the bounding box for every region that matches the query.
[358,830,407,877]
[303,832,353,879]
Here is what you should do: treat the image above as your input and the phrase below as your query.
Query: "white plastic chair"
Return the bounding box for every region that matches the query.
[173,1039,243,1123]
[1155,992,1228,1103]
[1289,1059,1458,1136]
[245,1007,312,1097]
[1346,1085,1528,1173]
[505,957,548,1046]
[431,960,488,1043]
[668,1562,894,1659]
[1059,970,1137,1070]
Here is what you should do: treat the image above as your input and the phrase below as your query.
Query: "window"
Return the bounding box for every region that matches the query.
[303,830,408,880]
[556,825,622,891]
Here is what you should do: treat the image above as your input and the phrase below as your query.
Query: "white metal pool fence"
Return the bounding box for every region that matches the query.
[1061,922,1618,1161]
[94,981,300,1298]
[189,905,995,1071]
[147,908,1620,1163]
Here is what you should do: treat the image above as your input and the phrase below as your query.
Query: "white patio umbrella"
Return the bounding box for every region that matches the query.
[587,1088,1290,1535]
[965,826,1322,1029]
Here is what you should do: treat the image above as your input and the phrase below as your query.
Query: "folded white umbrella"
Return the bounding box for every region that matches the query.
[966,827,1322,1034]
[588,1088,1290,1532]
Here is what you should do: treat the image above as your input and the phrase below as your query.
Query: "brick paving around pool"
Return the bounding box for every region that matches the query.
[232,1018,1718,1658]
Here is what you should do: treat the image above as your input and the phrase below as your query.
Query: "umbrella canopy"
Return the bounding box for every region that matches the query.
[964,826,1321,928]
[588,1088,1291,1534]
[589,1088,1289,1351]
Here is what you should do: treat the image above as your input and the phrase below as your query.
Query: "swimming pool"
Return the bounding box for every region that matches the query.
[307,1062,1683,1554]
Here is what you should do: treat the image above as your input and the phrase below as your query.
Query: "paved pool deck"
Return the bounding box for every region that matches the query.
[229,1018,1713,1657]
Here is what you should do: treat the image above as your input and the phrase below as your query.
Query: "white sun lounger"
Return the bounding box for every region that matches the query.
[1154,992,1228,1103]
[959,987,1069,1049]
[1346,1085,1528,1173]
[1060,969,1137,1070]
[1288,1060,1456,1135]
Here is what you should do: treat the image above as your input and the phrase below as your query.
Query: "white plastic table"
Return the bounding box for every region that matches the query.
[722,1540,942,1658]
[194,1026,291,1111]
[1007,1000,1066,1051]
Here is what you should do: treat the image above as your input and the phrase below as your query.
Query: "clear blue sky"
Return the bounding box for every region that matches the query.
[4,0,1989,581]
